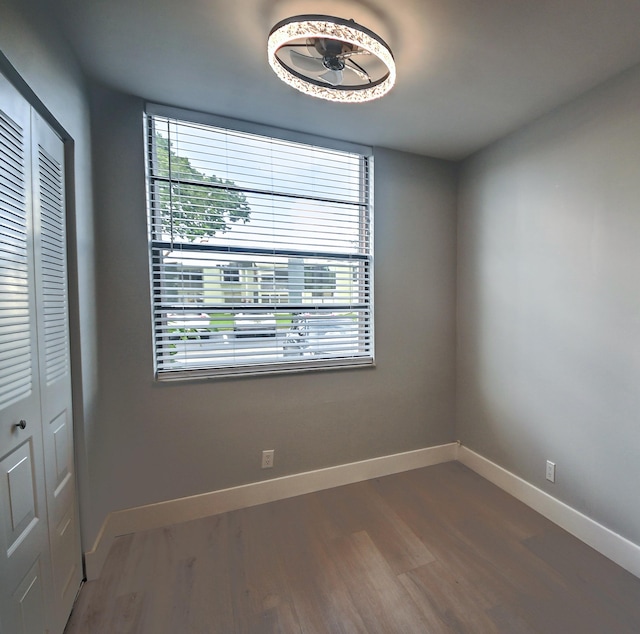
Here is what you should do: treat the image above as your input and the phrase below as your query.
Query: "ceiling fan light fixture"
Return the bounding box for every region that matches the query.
[268,14,396,103]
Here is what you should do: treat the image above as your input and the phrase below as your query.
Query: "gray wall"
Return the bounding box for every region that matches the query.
[0,0,99,547]
[457,65,640,545]
[87,85,458,544]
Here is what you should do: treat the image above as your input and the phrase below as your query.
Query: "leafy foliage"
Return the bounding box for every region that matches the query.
[154,134,250,240]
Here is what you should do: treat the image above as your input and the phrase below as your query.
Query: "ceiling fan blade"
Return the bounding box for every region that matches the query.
[307,39,319,57]
[338,49,372,59]
[345,60,370,82]
[319,69,343,86]
[289,49,324,73]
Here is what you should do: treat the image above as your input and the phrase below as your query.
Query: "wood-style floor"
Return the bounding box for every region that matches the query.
[64,462,640,633]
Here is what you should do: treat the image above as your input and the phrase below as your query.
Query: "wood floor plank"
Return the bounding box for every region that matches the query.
[226,504,302,633]
[267,495,369,633]
[64,533,135,633]
[109,592,144,634]
[64,463,640,634]
[523,529,640,631]
[487,603,538,634]
[116,528,160,597]
[398,560,499,634]
[186,514,236,633]
[411,462,554,540]
[328,530,428,632]
[354,480,437,573]
[134,527,182,633]
[314,480,435,575]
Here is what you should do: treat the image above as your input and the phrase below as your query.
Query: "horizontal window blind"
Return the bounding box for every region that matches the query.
[146,113,373,379]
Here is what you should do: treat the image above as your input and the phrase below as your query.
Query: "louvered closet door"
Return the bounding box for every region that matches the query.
[0,74,52,634]
[32,109,82,634]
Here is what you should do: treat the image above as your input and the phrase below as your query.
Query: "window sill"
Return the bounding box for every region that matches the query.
[155,357,375,383]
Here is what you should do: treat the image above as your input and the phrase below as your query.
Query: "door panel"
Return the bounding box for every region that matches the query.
[50,505,78,605]
[12,558,46,634]
[0,71,51,634]
[0,83,34,416]
[32,109,82,632]
[52,410,71,495]
[2,442,37,550]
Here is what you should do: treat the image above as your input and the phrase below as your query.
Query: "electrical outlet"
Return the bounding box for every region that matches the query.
[262,449,275,469]
[546,460,556,483]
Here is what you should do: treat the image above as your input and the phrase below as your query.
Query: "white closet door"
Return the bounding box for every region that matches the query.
[0,74,52,634]
[32,108,82,634]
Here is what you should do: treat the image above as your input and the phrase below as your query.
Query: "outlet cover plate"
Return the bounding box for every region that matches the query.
[546,460,556,483]
[262,449,275,469]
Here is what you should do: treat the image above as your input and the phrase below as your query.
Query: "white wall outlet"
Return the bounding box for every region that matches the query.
[261,449,275,469]
[546,460,556,483]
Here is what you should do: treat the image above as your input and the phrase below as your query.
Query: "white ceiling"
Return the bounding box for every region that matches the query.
[53,0,640,159]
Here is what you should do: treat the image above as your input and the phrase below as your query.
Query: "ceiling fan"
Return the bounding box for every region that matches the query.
[285,38,372,86]
[267,15,396,103]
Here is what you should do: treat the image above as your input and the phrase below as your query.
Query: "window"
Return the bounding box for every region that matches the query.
[222,266,240,283]
[164,266,204,304]
[146,109,373,379]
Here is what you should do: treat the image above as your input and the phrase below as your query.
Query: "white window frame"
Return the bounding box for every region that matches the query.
[145,105,374,380]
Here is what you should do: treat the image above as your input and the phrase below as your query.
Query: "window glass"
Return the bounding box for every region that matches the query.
[146,113,373,379]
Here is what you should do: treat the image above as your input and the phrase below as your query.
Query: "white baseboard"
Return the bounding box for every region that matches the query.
[458,445,640,579]
[84,442,458,580]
